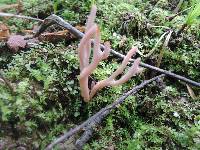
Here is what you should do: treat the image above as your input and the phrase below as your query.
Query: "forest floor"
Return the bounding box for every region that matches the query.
[0,0,200,150]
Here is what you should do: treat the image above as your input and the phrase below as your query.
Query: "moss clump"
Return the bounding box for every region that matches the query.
[0,0,200,149]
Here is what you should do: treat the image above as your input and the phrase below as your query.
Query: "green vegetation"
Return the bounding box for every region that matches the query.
[0,0,200,149]
[185,0,200,26]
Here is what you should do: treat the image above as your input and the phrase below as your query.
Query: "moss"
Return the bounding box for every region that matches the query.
[0,0,200,149]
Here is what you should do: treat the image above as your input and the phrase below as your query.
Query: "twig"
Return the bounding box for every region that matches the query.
[33,14,200,87]
[0,12,43,22]
[75,127,93,149]
[147,23,170,30]
[45,74,165,150]
[176,23,188,36]
[173,0,183,13]
[166,7,192,21]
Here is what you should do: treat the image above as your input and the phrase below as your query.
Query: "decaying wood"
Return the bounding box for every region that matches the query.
[45,74,165,150]
[33,14,200,87]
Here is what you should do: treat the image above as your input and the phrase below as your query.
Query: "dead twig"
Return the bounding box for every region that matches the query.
[33,14,200,87]
[166,7,192,21]
[45,74,165,150]
[0,12,43,22]
[147,24,170,30]
[173,0,184,13]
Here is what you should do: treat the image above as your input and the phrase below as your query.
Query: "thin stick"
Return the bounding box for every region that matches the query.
[33,14,200,87]
[173,0,184,13]
[45,74,165,150]
[0,12,43,22]
[147,23,170,30]
[167,6,192,21]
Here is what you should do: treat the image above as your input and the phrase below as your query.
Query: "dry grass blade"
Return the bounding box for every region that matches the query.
[186,84,196,99]
[156,30,173,67]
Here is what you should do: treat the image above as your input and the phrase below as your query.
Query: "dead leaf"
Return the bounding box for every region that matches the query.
[7,35,26,53]
[38,30,69,43]
[186,84,196,99]
[75,25,85,33]
[0,23,10,40]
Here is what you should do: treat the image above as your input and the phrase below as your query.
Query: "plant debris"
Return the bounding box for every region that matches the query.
[0,23,10,40]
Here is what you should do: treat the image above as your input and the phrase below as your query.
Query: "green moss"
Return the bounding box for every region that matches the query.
[0,0,200,149]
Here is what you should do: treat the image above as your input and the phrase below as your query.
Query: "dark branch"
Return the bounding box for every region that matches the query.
[45,74,165,150]
[75,128,93,149]
[34,15,200,87]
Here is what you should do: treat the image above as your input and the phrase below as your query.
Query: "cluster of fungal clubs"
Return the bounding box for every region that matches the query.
[78,5,143,102]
